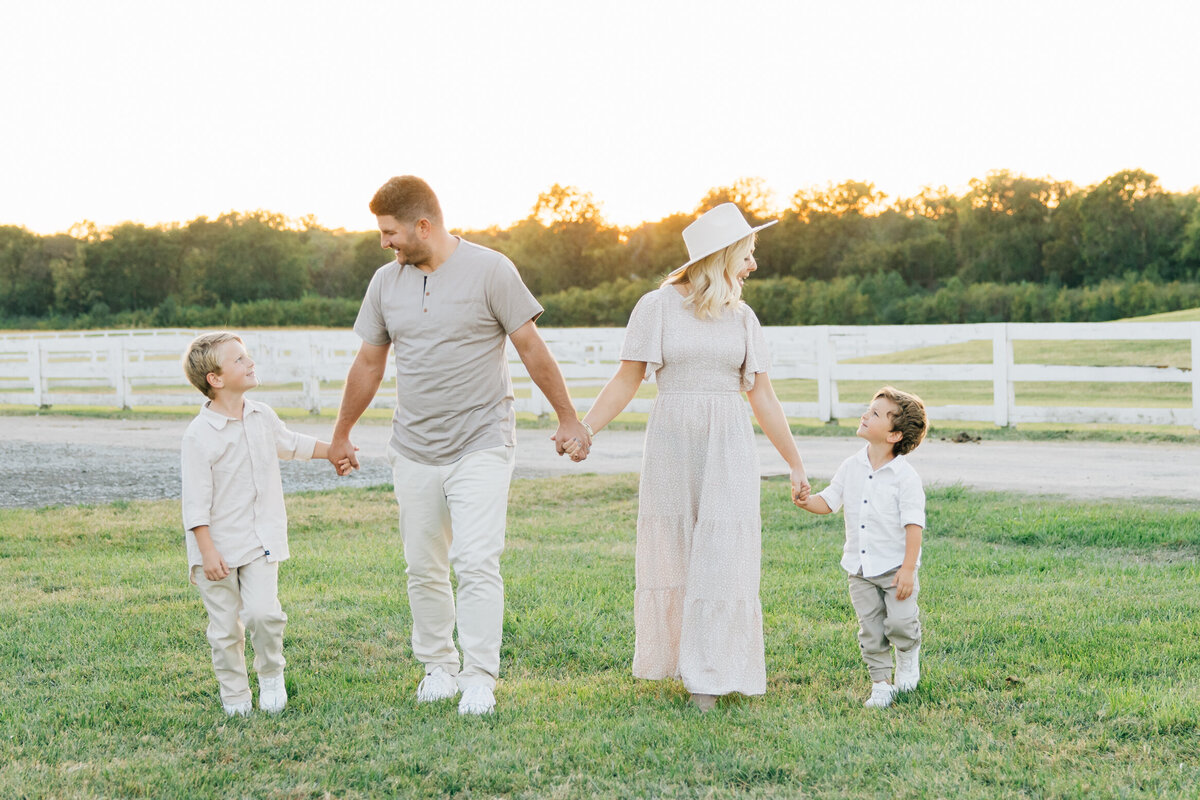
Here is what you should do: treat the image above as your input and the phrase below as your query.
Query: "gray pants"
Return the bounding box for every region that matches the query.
[847,568,921,683]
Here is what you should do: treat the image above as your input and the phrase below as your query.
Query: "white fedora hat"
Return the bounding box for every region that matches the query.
[669,202,777,277]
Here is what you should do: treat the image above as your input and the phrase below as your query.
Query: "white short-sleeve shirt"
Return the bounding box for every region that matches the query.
[817,446,926,577]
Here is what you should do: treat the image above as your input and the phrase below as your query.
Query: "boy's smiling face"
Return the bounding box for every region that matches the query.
[209,339,258,394]
[857,396,903,449]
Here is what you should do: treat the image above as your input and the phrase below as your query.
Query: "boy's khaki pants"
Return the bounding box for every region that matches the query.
[192,555,286,706]
[388,443,515,690]
[847,567,921,683]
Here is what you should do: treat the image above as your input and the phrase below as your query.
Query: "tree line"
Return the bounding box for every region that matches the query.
[2,168,1198,329]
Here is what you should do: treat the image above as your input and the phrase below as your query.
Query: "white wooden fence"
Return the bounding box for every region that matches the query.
[1,323,1197,428]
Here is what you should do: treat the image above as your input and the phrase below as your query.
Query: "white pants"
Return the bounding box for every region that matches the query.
[191,555,286,705]
[388,443,515,689]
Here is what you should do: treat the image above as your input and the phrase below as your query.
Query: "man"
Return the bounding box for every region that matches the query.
[328,176,591,716]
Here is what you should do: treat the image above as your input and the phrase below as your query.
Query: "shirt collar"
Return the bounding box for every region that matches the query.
[854,445,908,474]
[197,398,260,429]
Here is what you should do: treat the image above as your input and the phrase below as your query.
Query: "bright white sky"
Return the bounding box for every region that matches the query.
[2,0,1198,234]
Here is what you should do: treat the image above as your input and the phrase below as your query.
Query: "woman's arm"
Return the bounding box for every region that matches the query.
[582,360,646,434]
[746,371,810,502]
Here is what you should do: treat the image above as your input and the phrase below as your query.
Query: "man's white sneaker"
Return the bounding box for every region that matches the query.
[416,666,459,703]
[458,684,496,716]
[259,673,287,714]
[223,700,252,717]
[894,645,920,692]
[863,681,895,709]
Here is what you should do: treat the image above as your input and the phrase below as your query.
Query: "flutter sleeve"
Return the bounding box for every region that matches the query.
[739,303,770,392]
[619,290,664,380]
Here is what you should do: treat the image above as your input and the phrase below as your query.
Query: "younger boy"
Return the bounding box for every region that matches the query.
[181,332,348,716]
[795,386,928,709]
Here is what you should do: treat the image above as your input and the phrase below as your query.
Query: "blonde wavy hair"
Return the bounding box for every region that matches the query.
[183,331,243,399]
[662,234,755,319]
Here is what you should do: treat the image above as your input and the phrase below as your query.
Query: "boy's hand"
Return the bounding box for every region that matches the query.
[201,547,230,581]
[892,566,916,601]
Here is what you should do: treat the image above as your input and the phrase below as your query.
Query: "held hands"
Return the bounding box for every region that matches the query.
[327,437,360,476]
[553,418,592,463]
[790,467,811,505]
[892,566,916,601]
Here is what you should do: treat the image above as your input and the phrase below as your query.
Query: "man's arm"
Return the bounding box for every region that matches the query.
[328,341,390,471]
[509,319,590,457]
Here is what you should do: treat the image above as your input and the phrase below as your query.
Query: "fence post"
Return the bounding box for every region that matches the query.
[30,341,45,407]
[992,323,1012,427]
[1191,322,1200,431]
[816,327,834,422]
[112,340,130,410]
[304,333,321,414]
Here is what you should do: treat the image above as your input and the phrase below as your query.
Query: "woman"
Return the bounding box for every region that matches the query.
[569,203,810,710]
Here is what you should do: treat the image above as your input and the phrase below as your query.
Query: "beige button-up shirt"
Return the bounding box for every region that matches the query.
[181,398,317,570]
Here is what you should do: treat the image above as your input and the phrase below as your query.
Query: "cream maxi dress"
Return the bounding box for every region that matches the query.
[619,286,769,696]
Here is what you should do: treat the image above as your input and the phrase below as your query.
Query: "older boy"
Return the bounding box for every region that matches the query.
[181,332,347,716]
[795,386,928,709]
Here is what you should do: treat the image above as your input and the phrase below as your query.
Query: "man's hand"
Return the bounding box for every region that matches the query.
[328,435,360,474]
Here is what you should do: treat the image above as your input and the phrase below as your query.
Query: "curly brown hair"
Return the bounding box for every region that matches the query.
[368,175,443,226]
[874,386,928,455]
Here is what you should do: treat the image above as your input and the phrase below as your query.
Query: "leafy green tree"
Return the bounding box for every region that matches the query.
[953,171,1069,284]
[695,177,777,223]
[0,226,55,317]
[179,212,309,305]
[1078,169,1187,283]
[498,185,623,295]
[81,223,182,312]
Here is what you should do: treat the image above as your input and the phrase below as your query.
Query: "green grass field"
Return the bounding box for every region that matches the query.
[2,476,1198,799]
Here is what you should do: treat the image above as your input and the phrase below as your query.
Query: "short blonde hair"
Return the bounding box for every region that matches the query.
[874,386,928,455]
[662,233,754,319]
[183,332,243,399]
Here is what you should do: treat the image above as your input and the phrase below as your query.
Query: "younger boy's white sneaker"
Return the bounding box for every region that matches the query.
[223,700,252,717]
[259,673,287,714]
[416,666,459,703]
[458,684,496,716]
[894,645,920,692]
[863,681,895,709]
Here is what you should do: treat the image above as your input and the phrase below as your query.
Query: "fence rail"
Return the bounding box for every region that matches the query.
[1,323,1196,428]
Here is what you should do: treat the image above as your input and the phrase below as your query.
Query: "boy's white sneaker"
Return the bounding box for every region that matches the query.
[259,673,287,714]
[458,684,496,716]
[894,645,921,692]
[416,666,459,703]
[863,681,895,709]
[223,700,252,717]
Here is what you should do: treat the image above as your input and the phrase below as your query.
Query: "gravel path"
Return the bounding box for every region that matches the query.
[0,415,1196,509]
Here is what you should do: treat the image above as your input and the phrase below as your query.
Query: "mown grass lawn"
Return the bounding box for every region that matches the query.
[2,477,1199,799]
